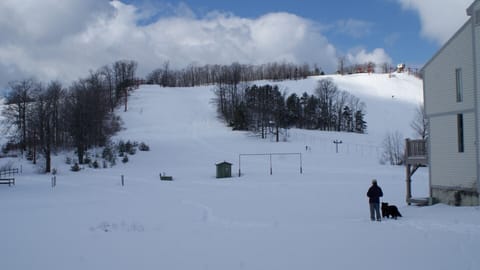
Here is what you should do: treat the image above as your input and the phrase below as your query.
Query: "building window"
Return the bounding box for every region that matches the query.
[455,68,463,102]
[457,114,464,153]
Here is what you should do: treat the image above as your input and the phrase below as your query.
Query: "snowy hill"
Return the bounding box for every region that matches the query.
[2,73,480,270]
[275,73,423,140]
[114,72,422,180]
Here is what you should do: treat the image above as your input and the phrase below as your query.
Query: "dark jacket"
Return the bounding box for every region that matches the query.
[367,184,383,203]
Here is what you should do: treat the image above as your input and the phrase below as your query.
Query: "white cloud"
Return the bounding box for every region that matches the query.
[0,0,113,44]
[0,1,393,88]
[346,48,392,71]
[335,19,373,38]
[397,0,472,45]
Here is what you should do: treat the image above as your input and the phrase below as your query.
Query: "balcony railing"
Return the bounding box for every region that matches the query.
[405,139,427,165]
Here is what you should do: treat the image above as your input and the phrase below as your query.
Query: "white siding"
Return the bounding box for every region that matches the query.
[430,113,477,189]
[475,2,480,195]
[424,22,475,116]
[423,2,480,204]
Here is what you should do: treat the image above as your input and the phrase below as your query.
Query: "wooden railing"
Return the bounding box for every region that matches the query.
[0,168,19,178]
[405,139,427,165]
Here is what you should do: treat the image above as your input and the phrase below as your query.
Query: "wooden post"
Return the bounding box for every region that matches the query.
[121,175,124,186]
[300,153,303,174]
[270,154,272,175]
[238,155,241,177]
[333,140,343,153]
[406,164,412,205]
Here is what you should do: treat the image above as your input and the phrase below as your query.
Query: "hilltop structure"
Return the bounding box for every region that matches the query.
[422,0,480,206]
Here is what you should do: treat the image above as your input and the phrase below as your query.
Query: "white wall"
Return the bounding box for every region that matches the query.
[424,22,474,116]
[430,113,477,189]
[424,19,478,192]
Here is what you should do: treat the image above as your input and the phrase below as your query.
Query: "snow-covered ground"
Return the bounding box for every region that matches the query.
[2,73,480,270]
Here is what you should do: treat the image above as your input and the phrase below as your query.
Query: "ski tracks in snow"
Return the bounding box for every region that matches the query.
[181,200,274,229]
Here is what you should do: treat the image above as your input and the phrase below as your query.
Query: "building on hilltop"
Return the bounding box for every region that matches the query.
[421,0,480,206]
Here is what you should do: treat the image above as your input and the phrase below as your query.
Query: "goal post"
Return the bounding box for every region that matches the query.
[238,152,302,177]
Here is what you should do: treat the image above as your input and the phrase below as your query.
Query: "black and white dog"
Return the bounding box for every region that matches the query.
[381,202,402,219]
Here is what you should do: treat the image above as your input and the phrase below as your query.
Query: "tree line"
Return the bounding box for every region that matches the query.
[213,79,367,141]
[145,60,405,89]
[1,59,370,171]
[1,60,138,173]
[146,62,323,87]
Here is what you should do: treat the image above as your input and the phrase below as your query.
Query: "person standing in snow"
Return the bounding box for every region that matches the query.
[367,179,383,221]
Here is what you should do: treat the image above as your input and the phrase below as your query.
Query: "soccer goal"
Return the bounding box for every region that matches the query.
[238,152,302,177]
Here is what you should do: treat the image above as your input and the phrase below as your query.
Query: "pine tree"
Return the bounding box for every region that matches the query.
[342,106,353,132]
[285,93,301,127]
[354,110,367,133]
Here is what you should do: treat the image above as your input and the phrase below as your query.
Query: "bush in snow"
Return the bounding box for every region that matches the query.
[122,155,129,163]
[84,152,92,165]
[92,160,100,169]
[71,163,80,172]
[117,140,128,157]
[125,141,135,155]
[102,144,116,165]
[139,142,150,151]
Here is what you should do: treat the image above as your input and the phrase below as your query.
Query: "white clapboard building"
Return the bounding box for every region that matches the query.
[422,0,480,206]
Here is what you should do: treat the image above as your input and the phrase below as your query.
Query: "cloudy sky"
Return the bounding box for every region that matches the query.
[0,0,473,88]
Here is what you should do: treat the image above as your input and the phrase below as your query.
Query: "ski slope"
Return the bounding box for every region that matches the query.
[2,73,480,270]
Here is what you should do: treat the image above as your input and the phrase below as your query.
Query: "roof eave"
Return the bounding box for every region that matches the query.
[467,0,479,16]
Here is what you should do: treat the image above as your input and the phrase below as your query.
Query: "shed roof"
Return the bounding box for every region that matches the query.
[216,161,232,166]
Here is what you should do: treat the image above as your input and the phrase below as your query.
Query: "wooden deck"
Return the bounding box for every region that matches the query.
[405,139,429,205]
[405,139,427,165]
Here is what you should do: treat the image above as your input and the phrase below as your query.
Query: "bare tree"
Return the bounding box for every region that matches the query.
[114,60,138,112]
[410,104,429,140]
[315,79,338,130]
[2,79,36,153]
[30,81,64,172]
[99,65,116,112]
[381,131,404,165]
[338,56,346,75]
[335,91,349,131]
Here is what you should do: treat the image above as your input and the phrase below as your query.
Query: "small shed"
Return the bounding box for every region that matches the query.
[216,161,232,178]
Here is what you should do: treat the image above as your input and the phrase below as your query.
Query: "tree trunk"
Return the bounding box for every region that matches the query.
[45,146,51,173]
[124,88,128,112]
[276,126,279,142]
[32,131,37,165]
[77,145,84,164]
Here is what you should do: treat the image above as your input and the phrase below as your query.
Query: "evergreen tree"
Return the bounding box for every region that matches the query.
[232,102,248,130]
[354,110,367,133]
[285,93,301,127]
[342,106,353,132]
